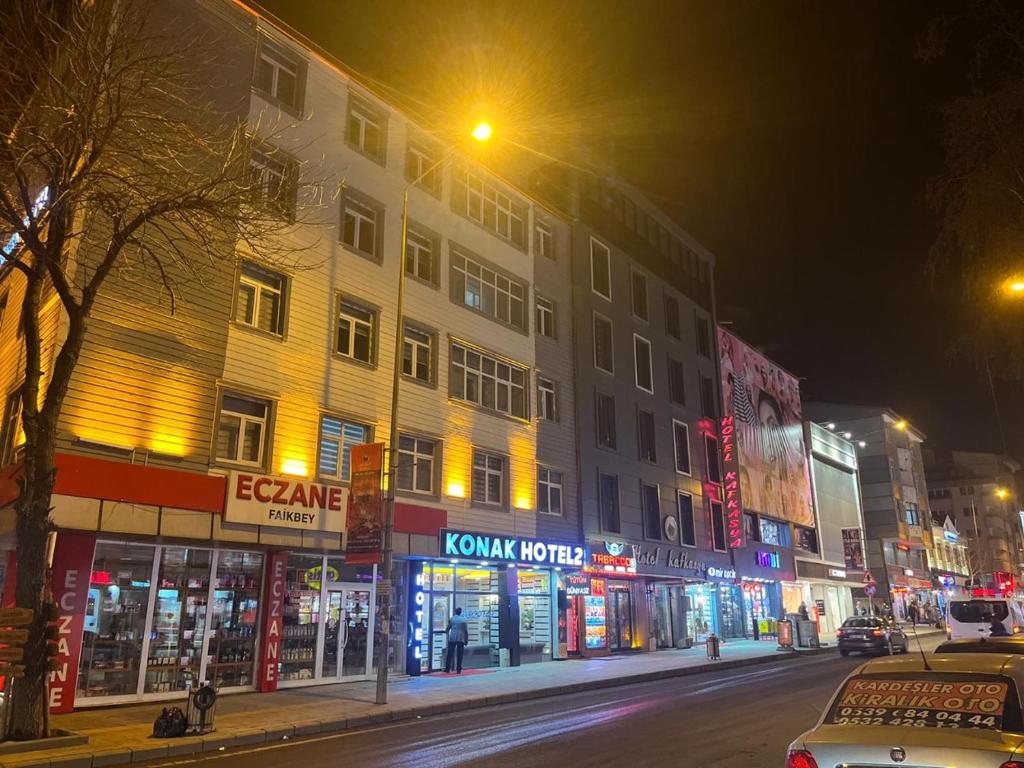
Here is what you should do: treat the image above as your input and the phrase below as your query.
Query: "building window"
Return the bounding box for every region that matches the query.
[335,297,375,364]
[253,35,305,114]
[535,220,554,260]
[795,525,818,553]
[397,435,436,495]
[318,417,369,482]
[450,343,528,419]
[704,434,721,484]
[216,393,269,466]
[402,323,435,383]
[596,392,617,449]
[673,420,691,475]
[535,295,555,339]
[637,409,657,463]
[594,314,614,374]
[248,144,297,220]
[0,390,22,466]
[451,166,526,247]
[405,226,439,286]
[695,314,712,358]
[599,472,620,533]
[538,376,557,421]
[711,501,726,552]
[664,294,681,339]
[642,483,662,541]
[590,238,611,300]
[633,334,653,393]
[405,140,441,196]
[904,501,920,526]
[759,517,790,547]
[472,450,505,506]
[538,467,563,515]
[236,262,286,335]
[699,374,716,418]
[631,269,648,321]
[346,94,387,163]
[341,189,384,262]
[668,358,686,406]
[449,247,527,331]
[678,493,696,547]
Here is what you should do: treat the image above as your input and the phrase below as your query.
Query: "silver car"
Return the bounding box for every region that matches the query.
[787,653,1024,767]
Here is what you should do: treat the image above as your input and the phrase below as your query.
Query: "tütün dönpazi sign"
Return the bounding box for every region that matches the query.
[225,471,348,532]
[441,529,584,567]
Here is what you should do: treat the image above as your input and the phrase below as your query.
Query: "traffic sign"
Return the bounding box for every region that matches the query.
[864,583,877,597]
[0,648,24,662]
[0,629,29,645]
[862,570,876,584]
[0,607,34,627]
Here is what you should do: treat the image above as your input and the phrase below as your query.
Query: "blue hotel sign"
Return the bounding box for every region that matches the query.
[441,529,584,568]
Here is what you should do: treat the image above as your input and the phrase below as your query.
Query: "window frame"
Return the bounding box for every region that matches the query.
[449,341,530,420]
[234,261,287,337]
[214,391,271,469]
[471,448,507,508]
[677,492,696,547]
[711,500,727,552]
[641,482,662,541]
[402,320,437,386]
[537,466,564,516]
[449,244,529,333]
[630,267,649,322]
[247,143,298,221]
[317,415,372,483]
[704,434,722,484]
[699,374,717,418]
[404,222,441,288]
[593,313,614,375]
[334,294,378,366]
[340,187,385,263]
[595,391,617,450]
[405,138,442,197]
[633,333,654,394]
[535,219,555,260]
[396,433,440,498]
[345,93,388,164]
[695,313,712,358]
[672,419,692,476]
[451,166,527,249]
[637,408,657,464]
[537,375,558,422]
[590,237,612,300]
[252,34,306,116]
[535,294,556,339]
[668,357,686,406]
[664,293,681,339]
[0,388,23,467]
[599,471,621,533]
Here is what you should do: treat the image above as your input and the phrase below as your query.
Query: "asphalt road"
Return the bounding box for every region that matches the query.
[150,635,945,768]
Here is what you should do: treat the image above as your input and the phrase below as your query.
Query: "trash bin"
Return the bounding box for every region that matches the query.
[706,633,721,660]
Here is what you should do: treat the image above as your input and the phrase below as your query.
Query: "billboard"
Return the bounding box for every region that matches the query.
[718,328,814,527]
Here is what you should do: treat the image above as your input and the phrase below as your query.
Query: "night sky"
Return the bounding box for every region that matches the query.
[256,0,1015,459]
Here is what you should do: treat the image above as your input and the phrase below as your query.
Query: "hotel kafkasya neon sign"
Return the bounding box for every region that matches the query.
[720,416,745,548]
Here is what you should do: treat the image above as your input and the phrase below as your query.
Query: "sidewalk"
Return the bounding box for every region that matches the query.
[0,634,937,768]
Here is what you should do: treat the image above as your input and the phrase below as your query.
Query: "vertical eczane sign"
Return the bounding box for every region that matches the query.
[258,551,288,692]
[49,531,96,713]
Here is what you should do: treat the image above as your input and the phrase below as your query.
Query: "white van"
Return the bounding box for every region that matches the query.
[946,597,1024,639]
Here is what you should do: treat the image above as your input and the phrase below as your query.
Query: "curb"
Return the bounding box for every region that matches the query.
[1,648,834,768]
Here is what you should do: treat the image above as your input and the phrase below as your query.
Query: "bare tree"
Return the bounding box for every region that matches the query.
[0,0,318,739]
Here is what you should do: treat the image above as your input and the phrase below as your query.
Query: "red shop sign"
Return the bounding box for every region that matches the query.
[258,551,288,692]
[720,415,745,549]
[49,531,96,713]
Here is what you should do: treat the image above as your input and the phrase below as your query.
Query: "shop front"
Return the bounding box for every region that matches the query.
[733,545,795,641]
[886,565,935,621]
[404,529,580,673]
[792,558,867,636]
[683,566,742,642]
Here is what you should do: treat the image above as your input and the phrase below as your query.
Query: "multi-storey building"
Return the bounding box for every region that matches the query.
[925,450,1023,591]
[926,511,970,610]
[0,0,580,711]
[531,167,729,653]
[803,404,934,622]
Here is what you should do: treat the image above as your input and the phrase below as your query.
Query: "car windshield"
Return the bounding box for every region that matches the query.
[842,618,880,628]
[825,672,1022,732]
[950,601,1009,623]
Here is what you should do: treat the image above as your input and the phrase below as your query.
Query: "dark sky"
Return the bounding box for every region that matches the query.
[257,0,1016,459]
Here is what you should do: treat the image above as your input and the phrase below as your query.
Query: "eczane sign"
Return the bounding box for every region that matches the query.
[225,471,348,532]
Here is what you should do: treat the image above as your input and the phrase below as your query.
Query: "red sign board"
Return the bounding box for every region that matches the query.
[49,531,96,713]
[258,551,288,692]
[346,443,385,565]
[720,416,745,548]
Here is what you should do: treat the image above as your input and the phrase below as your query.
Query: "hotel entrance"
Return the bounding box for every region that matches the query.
[607,581,634,651]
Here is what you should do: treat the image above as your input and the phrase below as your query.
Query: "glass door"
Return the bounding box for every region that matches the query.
[321,586,371,680]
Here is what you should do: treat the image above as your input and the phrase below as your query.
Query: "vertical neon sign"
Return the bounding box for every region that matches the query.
[406,562,426,675]
[720,415,745,548]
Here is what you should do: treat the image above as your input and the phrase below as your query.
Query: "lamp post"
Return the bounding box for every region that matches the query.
[374,123,492,705]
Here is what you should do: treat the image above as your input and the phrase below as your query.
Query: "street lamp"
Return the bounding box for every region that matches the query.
[996,487,1010,500]
[375,121,491,705]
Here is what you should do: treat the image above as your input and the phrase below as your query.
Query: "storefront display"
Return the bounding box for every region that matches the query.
[685,583,717,642]
[584,579,608,650]
[742,581,780,640]
[517,569,553,663]
[607,581,634,650]
[207,551,262,689]
[147,548,211,694]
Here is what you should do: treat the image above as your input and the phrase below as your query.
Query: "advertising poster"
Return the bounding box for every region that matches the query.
[346,443,385,564]
[718,328,814,527]
[842,527,865,570]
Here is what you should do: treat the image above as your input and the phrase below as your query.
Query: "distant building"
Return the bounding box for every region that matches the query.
[802,404,933,622]
[925,450,1023,592]
[926,512,970,613]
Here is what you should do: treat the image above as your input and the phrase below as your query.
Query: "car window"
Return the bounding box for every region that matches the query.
[841,618,879,628]
[950,601,1009,623]
[825,672,1022,731]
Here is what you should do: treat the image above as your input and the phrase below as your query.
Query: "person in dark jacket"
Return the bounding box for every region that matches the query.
[445,607,469,673]
[990,618,1011,637]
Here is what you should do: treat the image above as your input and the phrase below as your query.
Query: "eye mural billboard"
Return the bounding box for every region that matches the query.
[718,328,814,528]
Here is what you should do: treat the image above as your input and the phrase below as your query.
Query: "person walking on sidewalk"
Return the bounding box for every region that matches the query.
[445,607,469,674]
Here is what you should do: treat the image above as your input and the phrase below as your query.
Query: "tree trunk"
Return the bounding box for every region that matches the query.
[8,435,57,740]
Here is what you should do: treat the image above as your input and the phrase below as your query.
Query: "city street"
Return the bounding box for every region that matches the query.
[147,634,944,768]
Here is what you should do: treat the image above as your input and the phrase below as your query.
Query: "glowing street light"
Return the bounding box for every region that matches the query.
[472,121,492,142]
[996,487,1010,500]
[893,420,908,431]
[1004,277,1024,295]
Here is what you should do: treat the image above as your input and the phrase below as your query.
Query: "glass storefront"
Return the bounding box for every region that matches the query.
[77,542,263,704]
[717,584,745,639]
[742,581,780,640]
[585,579,608,650]
[281,554,322,683]
[607,581,634,650]
[685,583,717,642]
[650,583,686,649]
[517,569,553,663]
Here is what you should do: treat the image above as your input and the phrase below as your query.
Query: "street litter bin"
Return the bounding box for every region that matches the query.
[794,620,819,648]
[186,683,218,735]
[706,633,721,660]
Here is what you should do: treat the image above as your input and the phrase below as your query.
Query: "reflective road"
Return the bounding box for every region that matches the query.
[150,635,944,768]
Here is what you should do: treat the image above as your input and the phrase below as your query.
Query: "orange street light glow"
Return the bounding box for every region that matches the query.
[996,488,1010,500]
[472,122,492,142]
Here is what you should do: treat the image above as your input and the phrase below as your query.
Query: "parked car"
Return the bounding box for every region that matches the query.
[836,617,908,656]
[946,597,1024,640]
[936,636,1024,655]
[787,653,1024,768]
